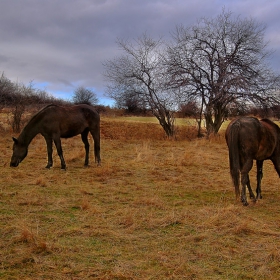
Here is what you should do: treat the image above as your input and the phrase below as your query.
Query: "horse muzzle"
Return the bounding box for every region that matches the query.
[10,160,20,167]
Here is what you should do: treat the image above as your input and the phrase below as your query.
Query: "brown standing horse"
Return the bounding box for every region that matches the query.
[10,104,101,169]
[225,117,280,206]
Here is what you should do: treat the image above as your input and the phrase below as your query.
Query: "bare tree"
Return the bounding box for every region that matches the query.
[114,90,147,114]
[0,72,16,108]
[166,10,280,135]
[10,82,37,132]
[104,34,176,137]
[0,73,65,132]
[72,86,99,105]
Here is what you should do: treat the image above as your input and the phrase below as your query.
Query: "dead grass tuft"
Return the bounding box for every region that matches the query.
[266,249,280,262]
[118,215,134,228]
[134,141,155,162]
[207,132,225,143]
[15,226,36,244]
[80,197,91,211]
[134,196,166,209]
[80,189,94,196]
[233,222,256,236]
[175,124,199,140]
[12,225,51,255]
[180,151,198,167]
[35,176,48,187]
[93,162,116,181]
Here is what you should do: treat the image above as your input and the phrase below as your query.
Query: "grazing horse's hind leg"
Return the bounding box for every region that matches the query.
[81,130,90,166]
[44,137,53,169]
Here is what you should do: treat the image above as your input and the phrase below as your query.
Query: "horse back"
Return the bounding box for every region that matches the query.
[226,117,280,160]
[34,104,100,138]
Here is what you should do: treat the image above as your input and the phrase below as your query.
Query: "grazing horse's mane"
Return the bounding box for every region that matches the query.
[36,104,58,113]
[20,104,58,133]
[27,104,58,122]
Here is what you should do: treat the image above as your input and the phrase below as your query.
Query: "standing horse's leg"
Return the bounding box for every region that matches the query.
[81,130,90,166]
[44,137,53,169]
[240,159,254,206]
[246,176,255,200]
[53,137,66,170]
[256,160,263,200]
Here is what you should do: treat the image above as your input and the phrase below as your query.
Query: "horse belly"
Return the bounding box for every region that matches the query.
[60,124,87,138]
[255,142,275,160]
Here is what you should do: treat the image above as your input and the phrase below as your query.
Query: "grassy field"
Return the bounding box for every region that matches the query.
[1,115,280,279]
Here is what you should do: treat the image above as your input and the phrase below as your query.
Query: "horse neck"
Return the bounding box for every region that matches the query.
[18,120,40,146]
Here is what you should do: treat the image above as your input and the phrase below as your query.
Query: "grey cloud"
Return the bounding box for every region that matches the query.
[0,0,279,102]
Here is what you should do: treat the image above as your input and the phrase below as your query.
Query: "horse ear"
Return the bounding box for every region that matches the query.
[12,137,18,144]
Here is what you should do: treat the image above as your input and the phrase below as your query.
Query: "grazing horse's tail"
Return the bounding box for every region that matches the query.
[226,121,241,200]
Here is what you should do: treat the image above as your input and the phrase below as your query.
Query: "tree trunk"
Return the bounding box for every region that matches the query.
[196,99,204,137]
[154,109,175,138]
[204,103,225,135]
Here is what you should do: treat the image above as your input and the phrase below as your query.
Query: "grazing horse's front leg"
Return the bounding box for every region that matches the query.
[81,130,90,166]
[45,137,53,169]
[256,160,263,200]
[53,137,66,170]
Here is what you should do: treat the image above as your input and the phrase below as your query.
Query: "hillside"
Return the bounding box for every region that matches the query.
[1,116,280,279]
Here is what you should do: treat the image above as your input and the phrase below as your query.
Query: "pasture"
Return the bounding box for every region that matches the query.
[1,116,280,279]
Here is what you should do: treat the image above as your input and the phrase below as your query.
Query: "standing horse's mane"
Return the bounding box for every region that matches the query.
[261,118,274,124]
[261,118,280,131]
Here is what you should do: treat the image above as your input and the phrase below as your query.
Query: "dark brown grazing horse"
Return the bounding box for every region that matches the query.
[10,104,101,169]
[225,116,280,206]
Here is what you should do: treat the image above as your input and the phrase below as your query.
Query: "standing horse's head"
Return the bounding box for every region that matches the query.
[10,137,28,167]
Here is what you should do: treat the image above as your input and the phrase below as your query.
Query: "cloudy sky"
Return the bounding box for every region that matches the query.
[1,0,280,105]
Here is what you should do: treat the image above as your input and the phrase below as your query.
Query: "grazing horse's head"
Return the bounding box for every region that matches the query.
[10,137,28,167]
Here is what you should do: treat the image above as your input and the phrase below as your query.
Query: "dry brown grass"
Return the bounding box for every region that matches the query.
[1,116,280,279]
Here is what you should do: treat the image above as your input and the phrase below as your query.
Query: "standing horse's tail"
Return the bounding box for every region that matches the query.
[226,121,241,200]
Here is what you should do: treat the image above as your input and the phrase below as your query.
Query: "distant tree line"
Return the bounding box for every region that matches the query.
[0,73,68,132]
[178,100,280,120]
[0,72,63,108]
[0,73,107,133]
[104,10,280,137]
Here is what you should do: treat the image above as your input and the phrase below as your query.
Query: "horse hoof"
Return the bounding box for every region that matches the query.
[241,199,249,206]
